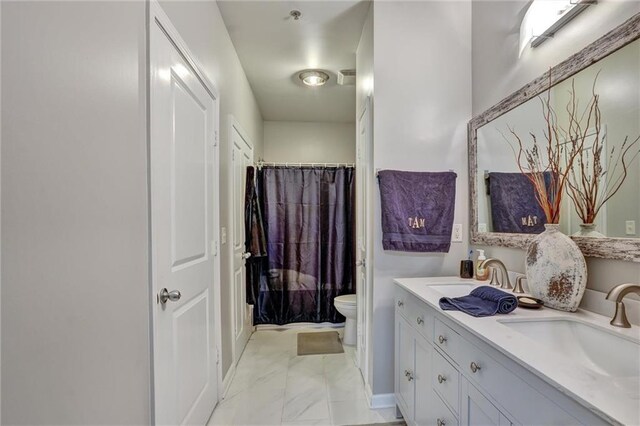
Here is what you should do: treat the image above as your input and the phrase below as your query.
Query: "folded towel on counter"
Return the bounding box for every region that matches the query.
[378,170,456,252]
[439,286,517,317]
[488,172,550,234]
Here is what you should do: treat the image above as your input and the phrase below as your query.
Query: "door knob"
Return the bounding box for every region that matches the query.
[242,252,252,260]
[470,361,481,373]
[158,288,181,304]
[355,259,366,267]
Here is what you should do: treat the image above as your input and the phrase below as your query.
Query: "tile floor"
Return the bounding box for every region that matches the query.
[207,327,398,426]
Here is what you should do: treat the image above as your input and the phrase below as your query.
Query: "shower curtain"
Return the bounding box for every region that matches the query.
[248,166,355,325]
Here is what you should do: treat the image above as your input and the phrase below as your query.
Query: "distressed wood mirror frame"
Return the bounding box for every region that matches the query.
[468,13,640,262]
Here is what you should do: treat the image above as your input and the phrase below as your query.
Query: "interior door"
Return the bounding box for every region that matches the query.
[150,10,219,425]
[230,119,253,362]
[356,97,372,379]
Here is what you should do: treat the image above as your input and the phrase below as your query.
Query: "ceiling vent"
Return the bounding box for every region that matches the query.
[337,69,356,86]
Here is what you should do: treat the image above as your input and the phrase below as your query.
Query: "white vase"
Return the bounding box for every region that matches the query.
[572,223,605,238]
[526,224,587,312]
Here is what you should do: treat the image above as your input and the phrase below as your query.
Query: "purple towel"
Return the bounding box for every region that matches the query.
[378,170,456,252]
[488,172,549,234]
[439,286,517,317]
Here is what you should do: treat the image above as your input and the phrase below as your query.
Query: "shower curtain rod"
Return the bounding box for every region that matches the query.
[255,161,355,168]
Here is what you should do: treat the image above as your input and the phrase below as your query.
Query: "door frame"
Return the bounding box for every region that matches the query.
[356,96,373,387]
[227,115,254,367]
[147,0,223,420]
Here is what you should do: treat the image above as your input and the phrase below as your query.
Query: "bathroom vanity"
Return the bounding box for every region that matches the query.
[394,277,640,426]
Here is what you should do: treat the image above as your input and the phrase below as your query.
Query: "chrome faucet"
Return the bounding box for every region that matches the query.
[606,283,640,328]
[479,258,512,290]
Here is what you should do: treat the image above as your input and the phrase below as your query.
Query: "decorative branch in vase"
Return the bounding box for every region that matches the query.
[504,73,587,312]
[564,76,640,237]
[505,75,585,225]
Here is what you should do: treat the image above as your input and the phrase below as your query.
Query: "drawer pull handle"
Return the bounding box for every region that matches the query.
[470,362,481,373]
[416,317,424,325]
[404,369,410,377]
[437,419,446,426]
[438,335,447,344]
[437,374,446,383]
[397,301,404,307]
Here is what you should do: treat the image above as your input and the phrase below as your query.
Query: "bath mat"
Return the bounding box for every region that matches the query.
[297,331,344,355]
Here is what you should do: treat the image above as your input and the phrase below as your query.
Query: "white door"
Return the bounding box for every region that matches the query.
[230,118,254,363]
[356,97,372,380]
[150,6,219,425]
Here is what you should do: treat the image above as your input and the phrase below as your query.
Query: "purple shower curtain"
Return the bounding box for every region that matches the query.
[253,166,355,325]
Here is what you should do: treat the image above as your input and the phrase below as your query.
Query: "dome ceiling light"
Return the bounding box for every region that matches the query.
[298,70,330,87]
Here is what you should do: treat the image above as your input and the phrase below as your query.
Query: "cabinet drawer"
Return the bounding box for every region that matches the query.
[459,336,580,424]
[432,348,460,415]
[433,318,464,366]
[418,388,459,426]
[396,288,433,340]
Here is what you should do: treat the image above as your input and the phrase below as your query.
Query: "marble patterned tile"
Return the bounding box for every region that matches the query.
[281,419,333,426]
[328,399,387,426]
[231,387,286,426]
[212,326,387,426]
[287,354,325,377]
[283,374,329,422]
[325,364,366,402]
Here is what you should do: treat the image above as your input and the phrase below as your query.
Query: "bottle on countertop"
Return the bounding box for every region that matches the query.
[476,249,489,281]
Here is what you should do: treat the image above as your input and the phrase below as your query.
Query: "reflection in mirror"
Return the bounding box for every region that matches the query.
[477,39,640,239]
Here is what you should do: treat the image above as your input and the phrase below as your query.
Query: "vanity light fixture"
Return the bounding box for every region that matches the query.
[521,0,596,51]
[298,70,330,87]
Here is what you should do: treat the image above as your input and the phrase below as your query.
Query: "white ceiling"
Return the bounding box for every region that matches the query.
[218,0,370,123]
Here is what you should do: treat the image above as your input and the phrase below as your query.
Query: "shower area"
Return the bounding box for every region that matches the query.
[245,163,356,326]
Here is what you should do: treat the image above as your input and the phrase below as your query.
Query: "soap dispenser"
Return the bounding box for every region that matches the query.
[476,250,489,281]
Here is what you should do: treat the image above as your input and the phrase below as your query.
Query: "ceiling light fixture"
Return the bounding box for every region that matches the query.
[298,70,330,87]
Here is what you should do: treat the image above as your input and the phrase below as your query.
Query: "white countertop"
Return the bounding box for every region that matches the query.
[394,276,640,426]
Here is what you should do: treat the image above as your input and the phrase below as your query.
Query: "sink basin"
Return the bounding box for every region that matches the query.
[429,283,476,298]
[499,318,640,379]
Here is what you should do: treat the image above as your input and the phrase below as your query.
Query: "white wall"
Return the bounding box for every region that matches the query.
[158,0,264,378]
[472,1,640,304]
[370,1,472,396]
[1,2,151,423]
[1,1,263,423]
[263,121,355,163]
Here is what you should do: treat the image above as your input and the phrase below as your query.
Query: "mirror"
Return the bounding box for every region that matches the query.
[469,14,640,261]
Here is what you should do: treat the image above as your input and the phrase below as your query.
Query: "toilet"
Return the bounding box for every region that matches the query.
[334,294,357,346]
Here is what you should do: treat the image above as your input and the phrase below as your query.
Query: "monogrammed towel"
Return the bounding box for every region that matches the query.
[488,172,549,234]
[378,170,457,252]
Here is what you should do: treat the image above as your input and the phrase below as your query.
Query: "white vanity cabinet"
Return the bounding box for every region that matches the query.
[394,284,607,426]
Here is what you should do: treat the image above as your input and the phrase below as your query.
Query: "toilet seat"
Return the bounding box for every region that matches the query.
[335,294,356,306]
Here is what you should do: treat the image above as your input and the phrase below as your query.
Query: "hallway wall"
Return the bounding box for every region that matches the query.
[263,121,355,163]
[369,0,472,397]
[1,2,151,423]
[1,0,264,423]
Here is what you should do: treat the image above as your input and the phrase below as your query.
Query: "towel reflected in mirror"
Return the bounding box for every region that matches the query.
[487,172,552,234]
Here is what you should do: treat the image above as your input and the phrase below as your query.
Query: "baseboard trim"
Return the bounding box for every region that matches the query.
[366,386,396,409]
[221,362,236,399]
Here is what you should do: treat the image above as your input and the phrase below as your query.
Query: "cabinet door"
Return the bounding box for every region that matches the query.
[396,316,415,421]
[414,335,433,425]
[461,379,512,426]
